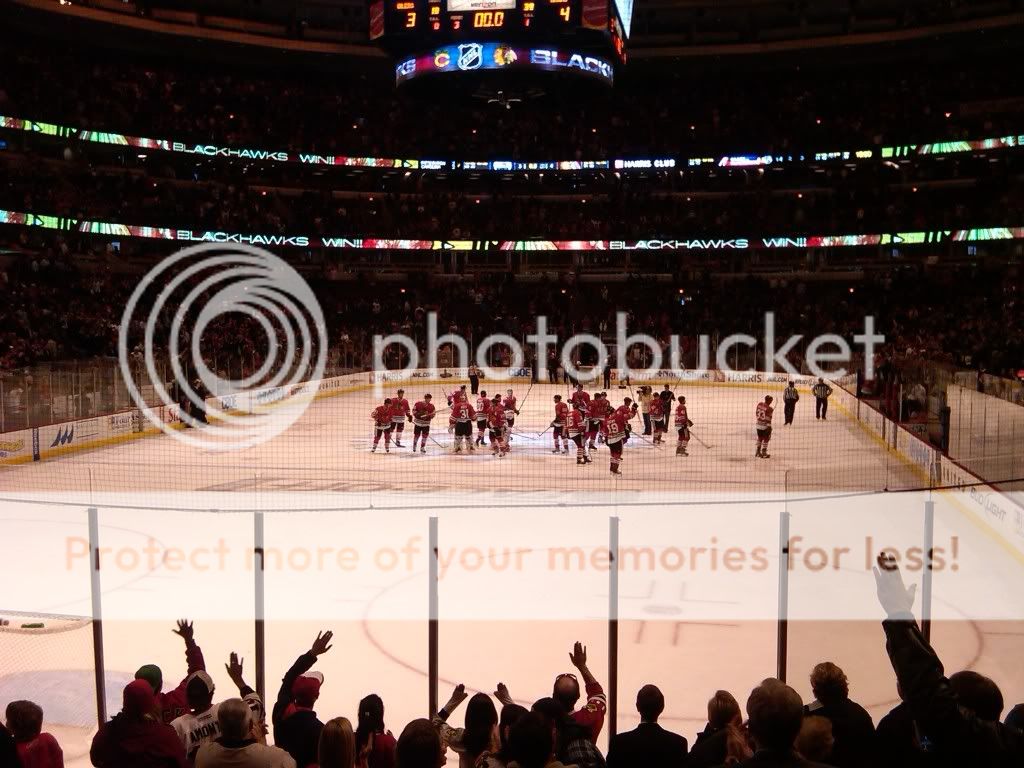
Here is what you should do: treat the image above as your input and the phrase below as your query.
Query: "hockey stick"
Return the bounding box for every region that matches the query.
[688,429,712,449]
[511,428,541,441]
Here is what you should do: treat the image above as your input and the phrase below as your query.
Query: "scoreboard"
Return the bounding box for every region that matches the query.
[370,0,628,62]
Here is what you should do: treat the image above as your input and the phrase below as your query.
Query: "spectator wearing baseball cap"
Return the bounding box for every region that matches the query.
[171,654,264,763]
[90,679,188,768]
[273,631,332,768]
[135,620,208,725]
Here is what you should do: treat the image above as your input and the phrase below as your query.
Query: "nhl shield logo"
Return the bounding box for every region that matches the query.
[457,43,484,71]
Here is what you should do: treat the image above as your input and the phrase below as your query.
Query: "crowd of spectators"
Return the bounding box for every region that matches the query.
[1,557,1022,767]
[1,31,1022,161]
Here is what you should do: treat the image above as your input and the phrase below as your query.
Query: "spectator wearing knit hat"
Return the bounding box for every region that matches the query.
[135,620,208,725]
[90,680,188,768]
[273,631,332,768]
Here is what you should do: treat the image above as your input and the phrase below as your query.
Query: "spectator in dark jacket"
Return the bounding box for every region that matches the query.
[743,679,830,767]
[690,690,743,768]
[531,699,604,768]
[91,680,188,768]
[875,694,936,768]
[395,720,444,768]
[134,620,207,725]
[273,631,332,768]
[873,553,1024,766]
[0,723,21,768]
[606,685,687,768]
[803,661,875,767]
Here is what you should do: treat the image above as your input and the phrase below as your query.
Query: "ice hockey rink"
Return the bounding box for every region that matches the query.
[2,380,1024,766]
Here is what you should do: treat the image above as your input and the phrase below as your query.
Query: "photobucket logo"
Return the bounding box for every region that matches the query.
[373,312,884,391]
[118,243,327,451]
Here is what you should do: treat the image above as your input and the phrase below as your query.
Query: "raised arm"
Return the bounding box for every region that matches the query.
[273,631,332,727]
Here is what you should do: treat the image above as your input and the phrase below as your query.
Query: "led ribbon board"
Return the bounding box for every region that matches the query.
[395,42,614,84]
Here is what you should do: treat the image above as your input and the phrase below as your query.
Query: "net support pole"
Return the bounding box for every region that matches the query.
[776,509,791,683]
[88,506,108,727]
[608,516,620,739]
[429,516,439,716]
[254,510,266,702]
[921,499,935,643]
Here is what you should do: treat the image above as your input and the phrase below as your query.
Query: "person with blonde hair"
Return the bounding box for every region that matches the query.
[317,718,356,768]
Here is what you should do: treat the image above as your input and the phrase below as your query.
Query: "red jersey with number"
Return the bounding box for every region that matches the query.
[590,399,612,420]
[451,401,476,423]
[476,396,492,417]
[649,397,666,420]
[413,401,436,427]
[602,410,629,444]
[756,402,774,428]
[553,401,569,426]
[568,409,587,436]
[488,403,506,429]
[616,404,636,422]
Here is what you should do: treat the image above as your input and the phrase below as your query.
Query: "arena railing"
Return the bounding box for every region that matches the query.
[2,113,1022,176]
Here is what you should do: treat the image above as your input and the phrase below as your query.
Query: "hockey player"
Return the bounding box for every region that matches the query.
[447,385,468,407]
[450,395,476,453]
[570,384,591,415]
[371,398,394,453]
[755,395,775,458]
[675,396,693,456]
[475,390,491,446]
[412,394,436,453]
[503,389,520,429]
[587,393,611,450]
[602,403,630,475]
[648,391,668,444]
[391,388,411,447]
[487,395,509,457]
[567,404,591,465]
[551,395,570,454]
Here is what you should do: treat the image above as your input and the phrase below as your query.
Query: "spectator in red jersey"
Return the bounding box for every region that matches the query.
[91,680,188,768]
[273,631,332,768]
[134,620,207,725]
[5,702,62,768]
[354,695,396,768]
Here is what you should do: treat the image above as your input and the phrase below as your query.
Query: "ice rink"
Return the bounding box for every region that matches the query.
[2,381,1023,766]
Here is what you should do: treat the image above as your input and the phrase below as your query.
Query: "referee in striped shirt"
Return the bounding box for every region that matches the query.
[812,378,833,420]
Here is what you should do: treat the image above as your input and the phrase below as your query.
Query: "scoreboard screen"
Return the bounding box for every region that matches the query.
[370,0,616,44]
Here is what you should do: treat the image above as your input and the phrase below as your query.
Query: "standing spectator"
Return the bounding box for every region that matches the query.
[395,720,444,768]
[355,695,396,768]
[5,702,62,768]
[432,686,498,768]
[690,690,743,768]
[744,679,830,767]
[273,631,333,768]
[530,699,604,768]
[318,718,356,768]
[91,680,188,768]
[134,620,207,725]
[504,712,565,768]
[811,378,833,420]
[874,688,933,768]
[804,662,875,768]
[171,654,263,763]
[795,717,834,764]
[782,382,800,425]
[194,699,294,768]
[606,685,687,768]
[556,643,606,743]
[873,554,1024,765]
[491,704,528,768]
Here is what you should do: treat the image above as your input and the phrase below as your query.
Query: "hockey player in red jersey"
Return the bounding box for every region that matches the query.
[570,384,591,415]
[447,385,468,407]
[475,390,491,446]
[371,398,394,453]
[674,396,693,456]
[450,396,476,453]
[567,407,591,465]
[391,388,411,448]
[488,395,509,457]
[551,395,570,454]
[648,392,668,444]
[615,397,638,443]
[601,405,630,475]
[755,395,775,458]
[587,393,611,450]
[411,394,437,454]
